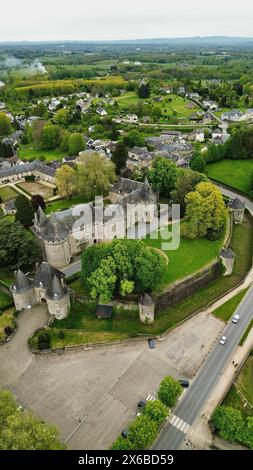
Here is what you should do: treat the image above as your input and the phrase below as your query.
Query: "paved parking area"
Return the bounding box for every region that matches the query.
[0,307,224,449]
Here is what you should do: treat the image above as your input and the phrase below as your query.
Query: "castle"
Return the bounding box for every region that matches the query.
[11,262,70,320]
[33,178,157,269]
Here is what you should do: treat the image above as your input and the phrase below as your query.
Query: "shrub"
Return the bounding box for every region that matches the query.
[206,225,225,241]
[143,399,169,426]
[4,326,13,337]
[128,415,158,449]
[38,332,51,350]
[110,436,135,450]
[58,330,65,340]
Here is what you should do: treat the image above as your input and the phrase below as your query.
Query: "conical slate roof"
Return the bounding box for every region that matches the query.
[42,213,69,242]
[47,275,66,300]
[220,248,235,259]
[140,293,154,306]
[33,262,64,290]
[36,206,48,226]
[13,269,31,291]
[228,198,245,210]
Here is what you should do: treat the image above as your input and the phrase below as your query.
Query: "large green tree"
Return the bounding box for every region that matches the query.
[171,168,207,215]
[15,195,35,228]
[0,112,12,138]
[148,157,178,198]
[111,142,128,174]
[0,390,64,450]
[77,151,116,199]
[158,376,182,408]
[182,182,227,239]
[0,219,41,269]
[68,132,85,156]
[41,123,62,150]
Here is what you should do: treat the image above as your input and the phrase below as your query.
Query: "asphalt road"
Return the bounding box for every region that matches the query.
[154,285,253,450]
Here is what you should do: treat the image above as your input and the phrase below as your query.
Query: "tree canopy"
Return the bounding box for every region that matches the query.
[15,195,35,228]
[148,157,178,198]
[55,164,77,199]
[77,151,116,200]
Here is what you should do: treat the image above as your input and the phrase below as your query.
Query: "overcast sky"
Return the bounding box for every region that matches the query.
[1,0,253,42]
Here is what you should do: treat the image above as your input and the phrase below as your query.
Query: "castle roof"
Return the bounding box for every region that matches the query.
[228,198,245,210]
[220,248,235,259]
[0,160,55,179]
[47,274,67,300]
[140,293,154,306]
[13,269,31,291]
[33,262,65,291]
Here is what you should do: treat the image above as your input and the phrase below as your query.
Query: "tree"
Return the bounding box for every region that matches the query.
[54,108,69,126]
[55,165,77,199]
[138,83,150,99]
[60,130,71,152]
[110,436,135,450]
[15,195,35,228]
[135,247,166,293]
[158,376,182,408]
[41,123,62,150]
[123,131,145,148]
[111,142,128,174]
[182,182,227,240]
[30,119,46,149]
[0,390,64,450]
[88,257,117,303]
[128,415,158,449]
[212,406,245,443]
[143,400,168,427]
[189,152,206,173]
[77,151,116,199]
[171,168,207,215]
[31,194,46,211]
[148,157,178,198]
[0,112,12,138]
[120,279,134,297]
[0,220,41,269]
[68,132,84,155]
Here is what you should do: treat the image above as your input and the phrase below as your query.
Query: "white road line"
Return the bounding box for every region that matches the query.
[146,394,156,401]
[169,414,190,434]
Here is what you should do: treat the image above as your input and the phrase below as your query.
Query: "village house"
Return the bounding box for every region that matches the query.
[187,129,205,143]
[96,107,107,116]
[221,109,244,122]
[212,128,224,145]
[203,100,219,111]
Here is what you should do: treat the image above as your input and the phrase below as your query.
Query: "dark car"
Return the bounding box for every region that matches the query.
[179,379,190,388]
[148,338,156,349]
[138,400,146,409]
[121,429,129,439]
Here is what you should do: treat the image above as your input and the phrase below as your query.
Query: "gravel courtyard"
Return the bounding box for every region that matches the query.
[0,306,224,449]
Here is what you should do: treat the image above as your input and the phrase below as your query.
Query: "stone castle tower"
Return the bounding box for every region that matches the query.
[10,262,70,320]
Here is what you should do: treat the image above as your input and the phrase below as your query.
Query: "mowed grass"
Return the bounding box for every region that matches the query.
[0,186,18,201]
[143,222,225,292]
[45,194,91,214]
[223,354,253,417]
[207,159,253,196]
[0,290,13,309]
[19,146,67,162]
[213,288,249,322]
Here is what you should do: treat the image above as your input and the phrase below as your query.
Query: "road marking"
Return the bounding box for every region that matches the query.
[146,394,156,401]
[169,414,190,434]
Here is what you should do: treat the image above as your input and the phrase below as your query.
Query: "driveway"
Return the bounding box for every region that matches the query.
[0,307,224,449]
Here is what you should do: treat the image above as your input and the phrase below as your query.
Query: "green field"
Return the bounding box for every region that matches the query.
[144,222,225,292]
[0,186,18,201]
[223,354,253,417]
[19,146,67,163]
[213,288,249,322]
[207,159,253,196]
[115,92,201,120]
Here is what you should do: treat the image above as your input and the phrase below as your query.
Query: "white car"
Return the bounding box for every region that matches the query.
[232,314,240,324]
[220,336,227,345]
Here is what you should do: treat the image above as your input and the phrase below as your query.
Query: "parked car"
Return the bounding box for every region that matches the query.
[232,314,240,324]
[121,429,129,439]
[148,338,156,349]
[179,379,189,388]
[220,335,227,345]
[138,400,146,409]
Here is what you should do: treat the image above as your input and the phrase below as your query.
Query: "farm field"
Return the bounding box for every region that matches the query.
[207,159,253,196]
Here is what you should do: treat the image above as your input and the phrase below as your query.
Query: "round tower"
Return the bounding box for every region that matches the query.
[220,248,236,276]
[10,269,36,311]
[139,293,155,324]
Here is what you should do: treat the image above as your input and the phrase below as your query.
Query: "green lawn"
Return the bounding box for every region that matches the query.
[45,194,91,214]
[213,288,249,322]
[144,222,225,292]
[207,159,253,196]
[0,308,16,341]
[0,186,18,201]
[0,268,14,287]
[223,354,253,418]
[19,146,67,163]
[0,290,13,309]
